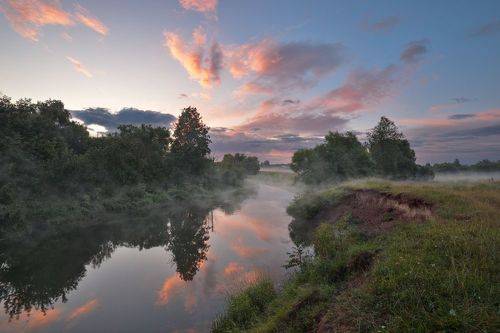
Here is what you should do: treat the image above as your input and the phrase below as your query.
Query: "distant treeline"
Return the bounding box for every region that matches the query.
[0,95,258,231]
[431,159,500,173]
[291,117,434,184]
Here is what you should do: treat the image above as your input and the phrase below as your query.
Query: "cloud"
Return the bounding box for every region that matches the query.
[428,97,475,114]
[210,127,323,162]
[363,16,400,32]
[156,274,184,305]
[179,0,217,13]
[223,262,245,276]
[234,67,397,137]
[401,109,500,163]
[469,19,500,38]
[282,99,300,106]
[66,56,93,78]
[452,97,475,104]
[61,31,72,41]
[400,39,429,64]
[74,4,108,36]
[0,0,108,41]
[67,299,99,322]
[448,113,476,120]
[0,0,72,41]
[164,28,223,88]
[227,39,345,94]
[70,107,176,131]
[230,237,269,259]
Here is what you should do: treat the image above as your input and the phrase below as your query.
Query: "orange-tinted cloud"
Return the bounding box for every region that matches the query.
[230,237,269,259]
[0,308,62,332]
[74,4,108,36]
[223,262,245,276]
[67,299,99,322]
[0,0,73,41]
[156,274,185,305]
[179,0,217,13]
[164,29,222,88]
[66,56,93,78]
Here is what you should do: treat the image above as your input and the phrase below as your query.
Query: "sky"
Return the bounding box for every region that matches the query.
[1,0,500,163]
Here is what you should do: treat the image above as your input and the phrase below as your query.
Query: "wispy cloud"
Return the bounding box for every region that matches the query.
[400,39,429,64]
[0,0,108,41]
[469,19,500,38]
[0,0,73,41]
[67,299,99,322]
[163,27,223,88]
[363,16,400,32]
[403,110,500,163]
[74,4,108,36]
[179,0,217,14]
[66,56,93,78]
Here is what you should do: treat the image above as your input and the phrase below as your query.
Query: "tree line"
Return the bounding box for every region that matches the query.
[0,95,258,231]
[432,159,500,173]
[291,116,434,184]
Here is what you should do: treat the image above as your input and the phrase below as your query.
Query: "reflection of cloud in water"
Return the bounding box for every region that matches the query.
[0,308,62,332]
[231,237,269,258]
[223,262,245,276]
[156,275,185,306]
[67,298,99,322]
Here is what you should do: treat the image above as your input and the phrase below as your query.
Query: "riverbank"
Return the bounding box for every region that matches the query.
[213,180,500,332]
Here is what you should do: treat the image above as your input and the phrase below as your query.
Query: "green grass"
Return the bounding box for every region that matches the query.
[212,180,500,332]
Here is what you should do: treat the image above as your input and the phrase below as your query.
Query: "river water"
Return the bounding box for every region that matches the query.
[0,182,294,332]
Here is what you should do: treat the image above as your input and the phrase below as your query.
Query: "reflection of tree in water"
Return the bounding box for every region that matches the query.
[0,189,252,320]
[167,207,212,281]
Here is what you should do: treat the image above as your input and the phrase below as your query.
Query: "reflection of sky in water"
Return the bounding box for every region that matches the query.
[0,183,294,332]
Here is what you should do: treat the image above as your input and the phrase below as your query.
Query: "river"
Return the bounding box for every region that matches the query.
[0,181,294,332]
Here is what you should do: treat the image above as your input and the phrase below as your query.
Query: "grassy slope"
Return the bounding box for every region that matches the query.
[212,180,500,332]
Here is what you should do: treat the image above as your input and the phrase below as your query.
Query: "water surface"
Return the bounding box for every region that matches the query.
[0,182,294,332]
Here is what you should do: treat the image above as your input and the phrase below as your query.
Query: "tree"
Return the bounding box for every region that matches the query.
[322,131,373,180]
[171,107,211,175]
[291,131,372,184]
[367,116,417,179]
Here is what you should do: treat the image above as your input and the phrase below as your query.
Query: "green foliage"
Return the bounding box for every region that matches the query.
[432,158,500,173]
[216,153,260,186]
[291,117,435,184]
[171,106,211,176]
[367,116,418,179]
[0,96,255,235]
[291,131,373,184]
[313,215,361,260]
[212,278,276,332]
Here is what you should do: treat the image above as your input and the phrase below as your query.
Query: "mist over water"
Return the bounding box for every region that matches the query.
[0,181,294,333]
[434,172,500,182]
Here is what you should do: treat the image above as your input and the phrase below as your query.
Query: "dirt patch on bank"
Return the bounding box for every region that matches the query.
[320,189,433,236]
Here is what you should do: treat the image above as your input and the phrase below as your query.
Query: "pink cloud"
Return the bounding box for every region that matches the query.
[74,4,108,36]
[179,0,217,13]
[0,0,73,41]
[66,56,93,78]
[164,29,222,88]
[235,65,397,137]
[226,39,345,95]
[67,299,99,322]
[0,1,108,41]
